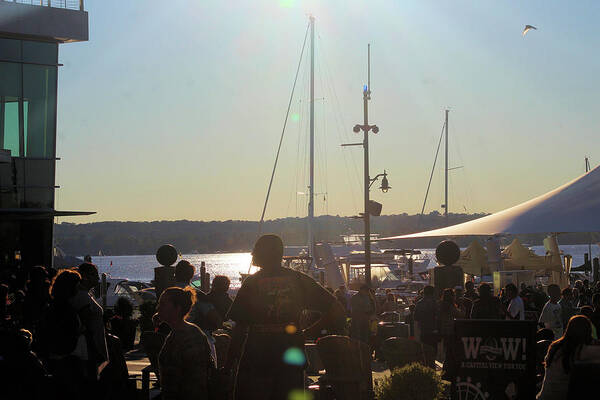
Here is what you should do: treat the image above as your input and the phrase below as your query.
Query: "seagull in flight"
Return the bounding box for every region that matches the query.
[522,25,537,36]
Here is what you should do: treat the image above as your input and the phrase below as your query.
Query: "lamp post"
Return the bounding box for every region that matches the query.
[342,45,390,287]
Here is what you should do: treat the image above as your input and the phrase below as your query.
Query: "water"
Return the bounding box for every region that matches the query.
[90,244,599,288]
[92,253,253,289]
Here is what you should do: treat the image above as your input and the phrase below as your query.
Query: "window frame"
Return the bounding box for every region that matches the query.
[0,38,59,160]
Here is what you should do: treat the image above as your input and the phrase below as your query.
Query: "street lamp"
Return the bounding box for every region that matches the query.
[340,82,391,286]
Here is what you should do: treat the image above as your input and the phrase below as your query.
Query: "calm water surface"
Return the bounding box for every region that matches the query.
[90,244,599,288]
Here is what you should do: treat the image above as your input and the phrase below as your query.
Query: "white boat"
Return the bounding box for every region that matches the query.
[91,276,155,308]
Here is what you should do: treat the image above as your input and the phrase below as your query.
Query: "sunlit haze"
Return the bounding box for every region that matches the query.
[56,0,600,224]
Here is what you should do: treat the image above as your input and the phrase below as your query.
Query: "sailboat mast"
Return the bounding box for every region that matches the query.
[308,16,315,262]
[444,109,449,226]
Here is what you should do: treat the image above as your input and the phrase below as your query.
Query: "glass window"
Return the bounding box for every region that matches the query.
[0,62,22,156]
[22,41,57,65]
[0,38,21,62]
[24,187,53,209]
[23,65,56,158]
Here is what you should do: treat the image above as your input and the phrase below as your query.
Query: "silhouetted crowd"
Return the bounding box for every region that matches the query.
[411,278,600,398]
[5,241,600,400]
[0,261,133,400]
[0,257,236,400]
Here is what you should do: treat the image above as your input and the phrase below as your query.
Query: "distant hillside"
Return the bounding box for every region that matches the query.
[54,212,599,256]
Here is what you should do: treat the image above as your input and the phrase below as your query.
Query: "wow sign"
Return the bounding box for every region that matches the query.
[452,320,536,400]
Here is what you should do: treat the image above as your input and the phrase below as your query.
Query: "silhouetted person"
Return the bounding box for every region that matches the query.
[174,260,222,333]
[207,275,233,321]
[224,234,344,400]
[157,287,212,400]
[174,260,195,289]
[536,328,555,343]
[350,284,375,343]
[464,280,479,301]
[579,306,597,339]
[506,283,525,320]
[23,266,50,335]
[39,269,87,400]
[454,287,473,318]
[381,293,399,313]
[539,284,564,340]
[559,288,578,329]
[538,315,597,399]
[590,293,600,334]
[110,297,137,351]
[0,328,47,400]
[72,262,109,389]
[471,283,505,320]
[533,284,550,311]
[414,285,438,349]
[438,288,463,379]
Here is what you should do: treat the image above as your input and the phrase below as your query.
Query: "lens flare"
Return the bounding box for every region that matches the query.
[291,113,300,122]
[288,389,313,400]
[279,0,296,8]
[285,324,298,334]
[283,347,306,366]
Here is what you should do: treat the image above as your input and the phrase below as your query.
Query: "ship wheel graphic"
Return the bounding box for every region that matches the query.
[455,376,490,400]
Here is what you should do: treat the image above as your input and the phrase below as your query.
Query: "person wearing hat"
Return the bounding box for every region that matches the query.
[223,234,345,400]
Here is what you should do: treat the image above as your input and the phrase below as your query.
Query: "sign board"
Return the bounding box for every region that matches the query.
[452,320,536,400]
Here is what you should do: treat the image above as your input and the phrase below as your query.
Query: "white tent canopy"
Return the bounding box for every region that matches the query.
[383,166,600,239]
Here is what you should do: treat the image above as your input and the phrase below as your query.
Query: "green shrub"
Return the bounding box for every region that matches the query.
[379,337,436,369]
[374,363,447,400]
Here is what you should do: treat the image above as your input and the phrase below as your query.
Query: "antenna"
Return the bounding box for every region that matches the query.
[368,43,371,94]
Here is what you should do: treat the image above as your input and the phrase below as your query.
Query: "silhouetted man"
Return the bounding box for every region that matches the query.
[225,234,344,400]
[350,284,374,343]
[559,287,577,328]
[539,284,563,338]
[207,275,233,321]
[413,285,438,349]
[505,283,524,320]
[464,281,479,301]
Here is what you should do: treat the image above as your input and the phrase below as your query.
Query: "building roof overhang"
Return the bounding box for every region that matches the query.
[0,208,95,220]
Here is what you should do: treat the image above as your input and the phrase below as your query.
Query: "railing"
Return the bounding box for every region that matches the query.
[1,0,84,11]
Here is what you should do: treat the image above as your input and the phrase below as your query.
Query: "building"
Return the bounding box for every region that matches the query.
[0,0,92,270]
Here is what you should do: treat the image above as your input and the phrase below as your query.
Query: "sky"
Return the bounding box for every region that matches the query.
[55,0,600,223]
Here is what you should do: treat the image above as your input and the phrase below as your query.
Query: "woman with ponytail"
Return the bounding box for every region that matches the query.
[157,287,212,400]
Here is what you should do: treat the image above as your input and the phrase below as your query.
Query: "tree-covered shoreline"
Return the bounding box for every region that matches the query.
[54,212,598,256]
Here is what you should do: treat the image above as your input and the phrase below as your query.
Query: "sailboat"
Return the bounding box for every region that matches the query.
[243,16,323,283]
[246,18,422,290]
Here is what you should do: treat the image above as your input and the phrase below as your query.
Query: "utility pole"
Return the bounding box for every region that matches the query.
[444,109,449,226]
[307,16,315,265]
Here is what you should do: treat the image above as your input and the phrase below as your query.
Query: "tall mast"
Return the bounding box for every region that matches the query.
[444,109,449,226]
[308,16,315,262]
